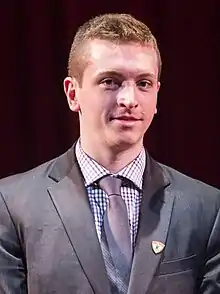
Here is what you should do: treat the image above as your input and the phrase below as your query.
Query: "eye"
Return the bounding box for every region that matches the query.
[101,78,121,90]
[137,80,152,90]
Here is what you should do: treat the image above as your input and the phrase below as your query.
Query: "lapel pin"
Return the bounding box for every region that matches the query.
[151,241,165,254]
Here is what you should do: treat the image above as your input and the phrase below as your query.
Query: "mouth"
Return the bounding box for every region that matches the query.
[109,115,142,128]
[111,115,141,122]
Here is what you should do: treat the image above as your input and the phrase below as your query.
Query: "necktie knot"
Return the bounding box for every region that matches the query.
[98,175,122,197]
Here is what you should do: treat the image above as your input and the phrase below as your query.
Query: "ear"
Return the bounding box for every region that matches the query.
[63,77,80,112]
[157,81,161,92]
[155,81,161,114]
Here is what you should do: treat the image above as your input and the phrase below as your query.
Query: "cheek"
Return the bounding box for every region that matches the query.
[142,98,157,118]
[79,95,107,122]
[79,88,116,120]
[78,91,98,111]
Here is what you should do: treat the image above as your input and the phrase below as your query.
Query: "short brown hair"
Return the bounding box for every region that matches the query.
[68,13,162,83]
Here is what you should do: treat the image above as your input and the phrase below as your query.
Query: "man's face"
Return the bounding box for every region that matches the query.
[64,40,160,151]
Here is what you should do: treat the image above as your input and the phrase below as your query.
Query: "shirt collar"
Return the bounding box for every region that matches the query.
[75,139,146,190]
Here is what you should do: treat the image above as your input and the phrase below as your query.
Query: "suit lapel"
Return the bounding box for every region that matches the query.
[47,148,110,294]
[128,155,175,294]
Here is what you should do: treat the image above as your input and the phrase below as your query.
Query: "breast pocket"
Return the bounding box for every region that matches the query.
[150,255,197,294]
[158,254,196,275]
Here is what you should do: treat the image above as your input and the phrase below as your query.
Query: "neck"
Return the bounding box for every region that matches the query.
[80,137,143,173]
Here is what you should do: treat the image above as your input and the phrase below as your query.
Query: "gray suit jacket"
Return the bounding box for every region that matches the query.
[0,145,220,294]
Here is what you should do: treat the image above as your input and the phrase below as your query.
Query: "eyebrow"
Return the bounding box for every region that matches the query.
[95,70,157,80]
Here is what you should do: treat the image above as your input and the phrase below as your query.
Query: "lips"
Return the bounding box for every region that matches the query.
[111,115,141,121]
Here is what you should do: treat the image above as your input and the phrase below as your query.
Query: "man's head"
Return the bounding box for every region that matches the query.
[67,13,161,84]
[64,13,161,155]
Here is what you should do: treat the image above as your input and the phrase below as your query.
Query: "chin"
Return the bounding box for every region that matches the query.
[109,135,141,151]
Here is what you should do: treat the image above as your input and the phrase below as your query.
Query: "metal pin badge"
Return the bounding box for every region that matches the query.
[151,241,165,254]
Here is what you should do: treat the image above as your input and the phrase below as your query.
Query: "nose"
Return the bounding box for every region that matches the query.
[116,85,138,109]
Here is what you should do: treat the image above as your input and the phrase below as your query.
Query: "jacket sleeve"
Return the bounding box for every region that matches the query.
[0,192,27,293]
[200,206,220,293]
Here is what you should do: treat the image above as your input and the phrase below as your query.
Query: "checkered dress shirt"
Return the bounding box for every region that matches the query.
[75,140,146,248]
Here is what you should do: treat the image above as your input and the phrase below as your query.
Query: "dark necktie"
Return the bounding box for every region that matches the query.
[99,175,132,294]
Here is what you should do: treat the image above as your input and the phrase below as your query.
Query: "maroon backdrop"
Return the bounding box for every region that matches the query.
[1,0,220,188]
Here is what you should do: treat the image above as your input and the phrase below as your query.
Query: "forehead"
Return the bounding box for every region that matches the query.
[84,39,158,78]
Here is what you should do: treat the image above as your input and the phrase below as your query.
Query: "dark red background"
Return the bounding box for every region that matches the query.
[1,1,220,188]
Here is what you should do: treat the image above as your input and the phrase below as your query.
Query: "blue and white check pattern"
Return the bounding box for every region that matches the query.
[75,140,146,248]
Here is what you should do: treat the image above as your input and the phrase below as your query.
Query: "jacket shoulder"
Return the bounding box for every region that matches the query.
[0,158,55,193]
[159,162,220,204]
[0,145,75,195]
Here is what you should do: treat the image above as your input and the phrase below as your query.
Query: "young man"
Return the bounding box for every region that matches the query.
[0,13,220,294]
